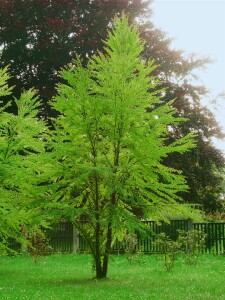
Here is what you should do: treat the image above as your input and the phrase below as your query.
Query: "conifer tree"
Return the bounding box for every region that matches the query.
[48,16,196,278]
[0,66,47,254]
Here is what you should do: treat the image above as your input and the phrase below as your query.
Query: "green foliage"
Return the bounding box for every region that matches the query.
[155,229,207,271]
[124,233,138,254]
[178,229,207,265]
[0,66,13,99]
[154,233,181,271]
[27,227,52,264]
[124,233,143,263]
[46,16,196,278]
[0,66,48,254]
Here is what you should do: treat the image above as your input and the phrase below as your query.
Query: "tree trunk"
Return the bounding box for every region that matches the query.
[94,222,112,279]
[95,221,104,278]
[96,191,116,278]
[95,256,105,278]
[102,223,112,277]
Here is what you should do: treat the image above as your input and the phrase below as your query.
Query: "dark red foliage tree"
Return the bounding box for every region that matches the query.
[0,0,151,116]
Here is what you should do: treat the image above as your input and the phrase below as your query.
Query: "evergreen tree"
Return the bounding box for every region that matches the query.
[46,17,195,278]
[0,66,47,254]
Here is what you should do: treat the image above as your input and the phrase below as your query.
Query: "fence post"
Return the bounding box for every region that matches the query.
[72,225,80,253]
[187,219,193,231]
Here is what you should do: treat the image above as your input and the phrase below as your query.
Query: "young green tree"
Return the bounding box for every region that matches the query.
[0,66,47,254]
[47,16,196,278]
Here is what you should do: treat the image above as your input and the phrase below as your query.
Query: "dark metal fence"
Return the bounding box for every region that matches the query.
[8,220,225,255]
[111,219,190,253]
[48,222,74,253]
[193,222,225,254]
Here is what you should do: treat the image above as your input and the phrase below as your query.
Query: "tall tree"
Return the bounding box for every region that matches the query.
[45,16,196,278]
[0,66,47,254]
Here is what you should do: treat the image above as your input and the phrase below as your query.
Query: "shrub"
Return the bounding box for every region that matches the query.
[154,233,181,271]
[178,229,207,265]
[124,233,142,263]
[27,229,52,263]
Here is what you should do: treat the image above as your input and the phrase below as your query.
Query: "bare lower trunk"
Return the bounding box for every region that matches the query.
[94,168,116,278]
[94,222,112,279]
[96,191,116,278]
[95,257,105,278]
[102,223,112,277]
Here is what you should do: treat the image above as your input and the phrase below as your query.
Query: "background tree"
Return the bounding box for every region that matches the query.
[45,17,196,278]
[0,0,224,211]
[141,27,225,212]
[0,0,151,116]
[0,66,47,254]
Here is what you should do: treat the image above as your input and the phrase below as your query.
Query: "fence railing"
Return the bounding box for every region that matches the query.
[8,220,225,255]
[193,222,225,254]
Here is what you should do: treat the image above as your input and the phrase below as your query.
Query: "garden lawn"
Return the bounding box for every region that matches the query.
[0,254,224,300]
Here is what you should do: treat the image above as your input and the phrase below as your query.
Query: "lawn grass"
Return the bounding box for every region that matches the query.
[0,253,224,299]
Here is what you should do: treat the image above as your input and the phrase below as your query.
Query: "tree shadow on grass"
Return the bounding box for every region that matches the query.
[0,269,22,277]
[41,277,114,287]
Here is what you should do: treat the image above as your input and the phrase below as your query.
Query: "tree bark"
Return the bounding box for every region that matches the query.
[102,223,112,278]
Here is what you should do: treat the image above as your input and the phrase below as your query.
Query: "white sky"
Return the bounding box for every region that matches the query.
[151,0,225,153]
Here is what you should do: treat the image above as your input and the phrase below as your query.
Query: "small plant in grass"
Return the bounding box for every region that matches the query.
[178,229,207,265]
[154,233,181,271]
[28,229,52,264]
[124,233,142,263]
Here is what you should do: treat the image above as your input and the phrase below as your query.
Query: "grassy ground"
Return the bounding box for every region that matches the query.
[0,253,224,300]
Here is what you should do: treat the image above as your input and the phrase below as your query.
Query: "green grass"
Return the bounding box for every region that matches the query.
[0,254,225,300]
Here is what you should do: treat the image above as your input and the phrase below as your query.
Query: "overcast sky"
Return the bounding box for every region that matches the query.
[151,0,225,152]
